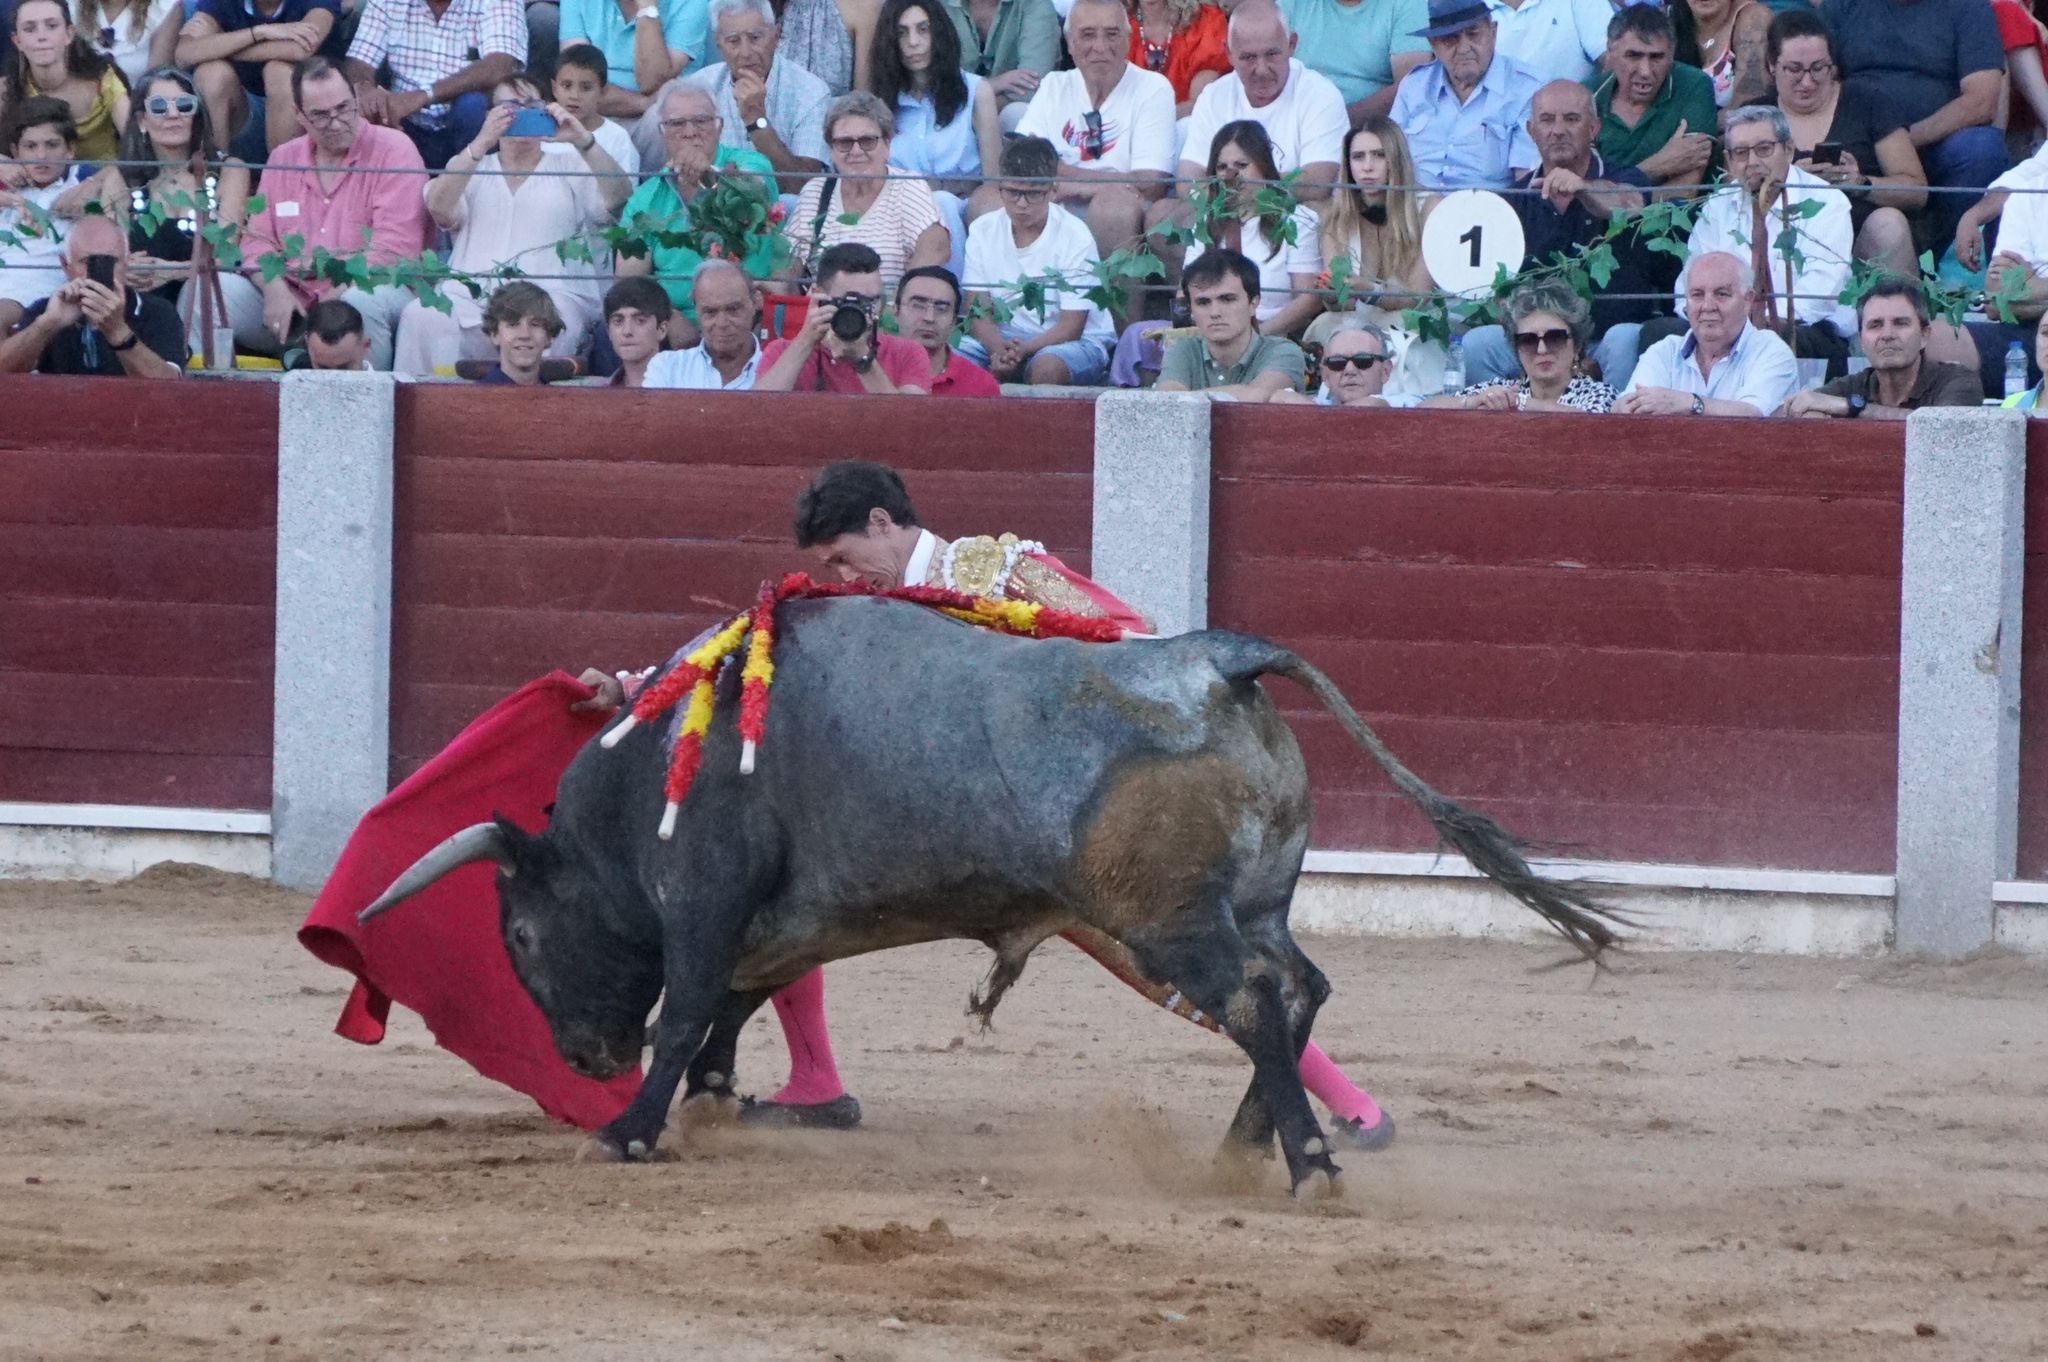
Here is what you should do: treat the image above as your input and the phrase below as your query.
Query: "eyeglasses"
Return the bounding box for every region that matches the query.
[1726,139,1787,162]
[1775,60,1833,81]
[1322,352,1384,371]
[900,295,956,316]
[301,98,358,126]
[829,133,883,153]
[1080,109,1106,161]
[660,114,719,133]
[998,184,1050,203]
[145,94,200,116]
[1514,327,1572,353]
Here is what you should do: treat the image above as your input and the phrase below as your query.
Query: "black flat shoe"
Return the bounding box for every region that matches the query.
[736,1093,863,1130]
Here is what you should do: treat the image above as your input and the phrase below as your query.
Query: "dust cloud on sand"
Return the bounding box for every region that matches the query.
[3,867,2047,1360]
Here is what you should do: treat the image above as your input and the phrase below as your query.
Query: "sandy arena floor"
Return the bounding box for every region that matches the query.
[2,865,2047,1361]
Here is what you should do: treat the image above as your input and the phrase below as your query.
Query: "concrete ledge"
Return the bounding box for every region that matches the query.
[1303,849,1894,898]
[1091,390,1212,634]
[0,802,270,834]
[271,370,398,891]
[1,824,271,881]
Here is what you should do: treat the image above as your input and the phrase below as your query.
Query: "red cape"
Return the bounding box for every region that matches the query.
[297,672,640,1130]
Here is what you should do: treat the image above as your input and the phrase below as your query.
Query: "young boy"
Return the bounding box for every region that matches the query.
[602,275,672,387]
[475,282,566,386]
[960,136,1115,388]
[0,97,97,337]
[552,44,643,178]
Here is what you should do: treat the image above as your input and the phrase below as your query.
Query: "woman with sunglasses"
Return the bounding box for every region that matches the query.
[1757,7,1926,280]
[1125,0,1225,119]
[75,0,179,87]
[1423,278,1616,413]
[110,66,257,344]
[783,90,948,290]
[0,0,130,166]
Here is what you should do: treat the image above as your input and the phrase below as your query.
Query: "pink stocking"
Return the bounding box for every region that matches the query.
[766,967,846,1105]
[1297,1040,1382,1127]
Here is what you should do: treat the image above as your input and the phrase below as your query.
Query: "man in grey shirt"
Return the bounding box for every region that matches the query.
[1154,249,1305,400]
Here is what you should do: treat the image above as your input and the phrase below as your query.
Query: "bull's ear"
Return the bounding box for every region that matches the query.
[490,813,540,879]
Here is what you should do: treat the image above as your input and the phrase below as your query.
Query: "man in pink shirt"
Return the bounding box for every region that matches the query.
[239,55,433,370]
[754,242,932,395]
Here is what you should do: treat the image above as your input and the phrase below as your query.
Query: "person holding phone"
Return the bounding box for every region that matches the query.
[0,212,187,376]
[393,69,630,374]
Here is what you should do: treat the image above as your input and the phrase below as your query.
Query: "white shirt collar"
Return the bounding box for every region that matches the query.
[903,528,939,587]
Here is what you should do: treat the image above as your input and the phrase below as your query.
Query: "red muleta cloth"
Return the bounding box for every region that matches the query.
[297,672,639,1130]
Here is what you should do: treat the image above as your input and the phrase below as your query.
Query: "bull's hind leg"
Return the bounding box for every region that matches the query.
[1123,924,1341,1199]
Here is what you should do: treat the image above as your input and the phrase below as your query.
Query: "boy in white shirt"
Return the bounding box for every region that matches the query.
[961,137,1115,386]
[553,43,645,177]
[0,98,96,337]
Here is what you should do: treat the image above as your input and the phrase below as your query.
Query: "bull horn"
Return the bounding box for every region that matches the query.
[355,823,511,925]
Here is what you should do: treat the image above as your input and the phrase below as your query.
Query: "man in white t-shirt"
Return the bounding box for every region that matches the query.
[1014,0,1174,272]
[960,136,1115,385]
[1174,0,1346,202]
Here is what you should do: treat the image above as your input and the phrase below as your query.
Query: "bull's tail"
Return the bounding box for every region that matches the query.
[1211,634,1633,960]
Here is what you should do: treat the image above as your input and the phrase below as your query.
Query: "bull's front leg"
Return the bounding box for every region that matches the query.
[593,937,741,1162]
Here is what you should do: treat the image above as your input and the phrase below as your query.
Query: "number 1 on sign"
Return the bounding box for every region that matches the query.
[1459,223,1482,269]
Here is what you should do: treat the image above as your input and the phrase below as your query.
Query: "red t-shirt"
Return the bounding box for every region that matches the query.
[932,348,1002,397]
[1128,2,1231,106]
[1998,0,2047,133]
[757,332,934,392]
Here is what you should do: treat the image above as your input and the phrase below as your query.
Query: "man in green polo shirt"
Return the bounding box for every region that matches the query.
[1154,249,1306,400]
[1584,3,1717,194]
[616,82,784,344]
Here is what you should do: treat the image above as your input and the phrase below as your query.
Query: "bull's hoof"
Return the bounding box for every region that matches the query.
[678,1091,740,1130]
[1331,1111,1396,1153]
[576,1135,628,1164]
[1291,1167,1345,1202]
[736,1093,863,1131]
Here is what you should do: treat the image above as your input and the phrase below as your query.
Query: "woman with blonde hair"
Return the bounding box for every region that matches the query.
[73,0,179,87]
[1309,116,1439,386]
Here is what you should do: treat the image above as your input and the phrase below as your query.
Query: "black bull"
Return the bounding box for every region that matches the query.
[361,597,1624,1197]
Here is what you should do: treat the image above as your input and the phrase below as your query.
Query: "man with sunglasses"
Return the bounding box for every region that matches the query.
[1270,322,1417,407]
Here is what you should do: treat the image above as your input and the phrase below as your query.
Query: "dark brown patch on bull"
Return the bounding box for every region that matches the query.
[1073,753,1251,931]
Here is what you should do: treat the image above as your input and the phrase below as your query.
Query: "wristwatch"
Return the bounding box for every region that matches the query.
[850,349,875,373]
[748,116,771,133]
[635,4,659,17]
[1845,392,1868,419]
[108,330,140,352]
[1689,393,1705,416]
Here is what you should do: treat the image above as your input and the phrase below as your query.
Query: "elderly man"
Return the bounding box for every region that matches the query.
[0,215,186,377]
[633,0,829,186]
[1386,0,1543,191]
[1462,78,1653,388]
[1175,0,1346,200]
[1584,3,1714,195]
[1013,0,1174,266]
[616,81,783,345]
[1271,322,1419,407]
[644,259,764,390]
[1278,0,1429,123]
[1781,278,1982,418]
[342,0,528,169]
[240,56,432,369]
[1616,251,1798,417]
[896,265,1001,396]
[1644,105,1853,372]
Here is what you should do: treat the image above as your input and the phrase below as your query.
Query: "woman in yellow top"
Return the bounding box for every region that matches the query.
[1,0,131,167]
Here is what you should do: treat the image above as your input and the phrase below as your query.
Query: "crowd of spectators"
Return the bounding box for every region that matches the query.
[0,0,2044,415]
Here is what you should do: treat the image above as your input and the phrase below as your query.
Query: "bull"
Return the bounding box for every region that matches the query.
[360,596,1624,1197]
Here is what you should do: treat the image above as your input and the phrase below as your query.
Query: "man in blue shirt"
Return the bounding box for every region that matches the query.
[1387,0,1541,190]
[175,0,343,159]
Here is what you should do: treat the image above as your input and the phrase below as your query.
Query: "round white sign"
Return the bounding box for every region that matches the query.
[1420,189,1526,297]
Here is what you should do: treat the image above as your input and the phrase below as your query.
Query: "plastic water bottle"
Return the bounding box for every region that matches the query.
[2005,342,2028,400]
[1442,335,1466,395]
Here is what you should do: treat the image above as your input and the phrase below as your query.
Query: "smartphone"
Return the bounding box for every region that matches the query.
[1811,142,1843,165]
[84,253,118,292]
[505,107,558,139]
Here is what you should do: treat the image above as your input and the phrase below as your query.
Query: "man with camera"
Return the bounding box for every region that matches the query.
[755,242,933,393]
[0,215,186,378]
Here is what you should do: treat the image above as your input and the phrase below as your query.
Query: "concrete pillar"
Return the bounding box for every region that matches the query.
[271,371,398,890]
[1894,407,2027,956]
[1091,391,1212,635]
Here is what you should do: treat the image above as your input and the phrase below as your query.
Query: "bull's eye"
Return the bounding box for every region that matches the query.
[511,923,536,952]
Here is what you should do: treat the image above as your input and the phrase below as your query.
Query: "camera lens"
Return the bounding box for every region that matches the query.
[829,303,870,342]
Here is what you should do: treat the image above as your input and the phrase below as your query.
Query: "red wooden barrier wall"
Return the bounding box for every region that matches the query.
[0,376,278,810]
[2015,422,2048,878]
[1208,407,1905,873]
[388,387,1096,783]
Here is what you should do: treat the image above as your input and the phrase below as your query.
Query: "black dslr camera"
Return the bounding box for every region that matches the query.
[824,291,878,342]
